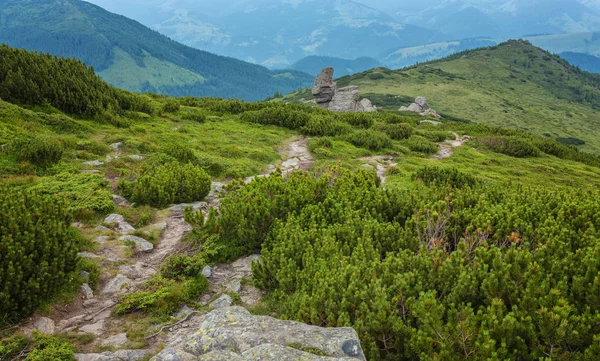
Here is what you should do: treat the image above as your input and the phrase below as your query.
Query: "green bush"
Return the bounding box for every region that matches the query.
[480,136,540,157]
[0,187,78,321]
[405,135,438,154]
[335,112,374,129]
[160,254,206,280]
[420,130,449,142]
[162,99,181,113]
[118,163,211,208]
[0,332,75,361]
[240,107,310,129]
[344,130,393,151]
[557,137,585,146]
[300,116,354,137]
[161,143,198,164]
[414,166,479,188]
[380,123,413,140]
[182,112,206,123]
[208,167,600,360]
[10,136,63,167]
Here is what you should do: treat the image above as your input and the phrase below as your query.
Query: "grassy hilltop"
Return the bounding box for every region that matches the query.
[283,40,600,154]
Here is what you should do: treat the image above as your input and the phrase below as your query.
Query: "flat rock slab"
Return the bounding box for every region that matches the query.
[209,294,232,310]
[79,320,105,336]
[150,306,365,360]
[101,333,128,348]
[76,350,149,361]
[119,235,154,252]
[104,214,125,224]
[33,317,55,335]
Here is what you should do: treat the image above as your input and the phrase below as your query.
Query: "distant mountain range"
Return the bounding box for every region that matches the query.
[560,51,600,72]
[0,0,313,101]
[290,56,380,77]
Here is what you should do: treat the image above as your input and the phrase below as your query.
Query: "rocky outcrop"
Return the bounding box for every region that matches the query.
[312,68,376,113]
[399,96,441,118]
[150,306,365,361]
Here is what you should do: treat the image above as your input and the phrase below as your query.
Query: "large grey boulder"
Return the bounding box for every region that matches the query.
[102,274,131,295]
[149,306,365,361]
[75,350,150,361]
[330,86,360,112]
[399,96,441,118]
[33,317,55,335]
[312,67,336,106]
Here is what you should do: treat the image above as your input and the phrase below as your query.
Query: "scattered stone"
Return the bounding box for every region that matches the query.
[83,299,100,307]
[199,294,212,306]
[202,266,212,278]
[72,222,85,228]
[128,155,145,161]
[80,271,90,281]
[149,307,365,360]
[33,317,55,335]
[118,265,140,279]
[240,285,263,307]
[420,120,441,126]
[227,279,241,294]
[106,155,114,162]
[101,333,128,348]
[110,142,123,150]
[102,274,131,295]
[81,283,94,300]
[119,235,154,252]
[312,67,376,113]
[115,221,136,233]
[112,195,128,207]
[96,225,110,231]
[152,222,168,231]
[399,96,441,118]
[170,202,206,212]
[83,160,104,166]
[94,236,110,243]
[104,214,125,224]
[76,350,150,361]
[57,315,86,331]
[209,295,233,310]
[78,252,100,259]
[79,320,105,336]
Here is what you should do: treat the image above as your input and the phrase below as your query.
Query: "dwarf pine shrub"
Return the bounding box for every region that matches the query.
[118,163,211,208]
[0,187,78,321]
[9,136,63,167]
[480,136,540,157]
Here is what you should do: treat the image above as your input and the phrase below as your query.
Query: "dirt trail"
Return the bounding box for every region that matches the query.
[431,132,471,160]
[21,136,315,350]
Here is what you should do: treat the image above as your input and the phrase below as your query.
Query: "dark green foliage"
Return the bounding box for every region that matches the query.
[480,136,540,158]
[160,254,206,280]
[0,187,78,321]
[0,332,75,361]
[405,135,438,154]
[116,275,208,316]
[557,137,586,146]
[162,99,181,113]
[300,116,354,137]
[379,123,413,140]
[118,163,211,208]
[182,112,206,123]
[335,113,374,129]
[420,130,449,142]
[344,130,393,151]
[210,168,600,360]
[161,143,198,164]
[308,137,334,153]
[240,107,311,129]
[0,45,138,117]
[9,136,63,167]
[414,166,479,188]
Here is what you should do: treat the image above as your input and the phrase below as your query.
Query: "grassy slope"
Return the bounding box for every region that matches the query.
[283,40,600,154]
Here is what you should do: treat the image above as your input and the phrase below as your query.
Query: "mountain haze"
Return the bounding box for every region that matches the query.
[0,0,313,100]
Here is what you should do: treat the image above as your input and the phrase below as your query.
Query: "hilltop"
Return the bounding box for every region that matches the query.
[0,0,312,100]
[282,40,600,153]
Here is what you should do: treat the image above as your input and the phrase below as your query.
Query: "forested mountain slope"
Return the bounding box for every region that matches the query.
[283,40,600,153]
[0,0,313,100]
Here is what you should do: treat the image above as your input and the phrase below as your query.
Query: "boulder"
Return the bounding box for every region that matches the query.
[81,283,94,300]
[79,320,105,336]
[104,214,125,224]
[115,222,136,234]
[311,68,375,113]
[76,350,150,361]
[209,294,233,310]
[312,67,336,105]
[102,274,131,295]
[112,195,128,207]
[399,96,441,118]
[202,266,212,278]
[119,235,154,252]
[149,307,365,361]
[33,317,55,335]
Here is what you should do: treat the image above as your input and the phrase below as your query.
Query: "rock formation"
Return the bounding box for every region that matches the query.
[150,306,366,361]
[312,67,376,112]
[399,96,441,118]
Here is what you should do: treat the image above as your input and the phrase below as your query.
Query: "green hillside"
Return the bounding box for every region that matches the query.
[0,0,313,101]
[284,40,600,154]
[3,44,600,361]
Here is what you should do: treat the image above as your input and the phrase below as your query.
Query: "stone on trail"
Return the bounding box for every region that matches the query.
[76,350,150,361]
[33,317,55,335]
[101,333,128,348]
[202,265,212,278]
[102,274,131,295]
[104,214,125,224]
[209,294,233,310]
[79,320,105,336]
[81,283,94,300]
[149,306,365,361]
[119,235,154,252]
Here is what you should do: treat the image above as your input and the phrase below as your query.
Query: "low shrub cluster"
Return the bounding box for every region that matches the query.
[405,135,438,154]
[414,166,480,188]
[0,187,78,322]
[204,167,600,361]
[480,136,540,157]
[9,136,63,168]
[379,123,413,140]
[0,332,75,361]
[344,130,393,151]
[118,163,211,208]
